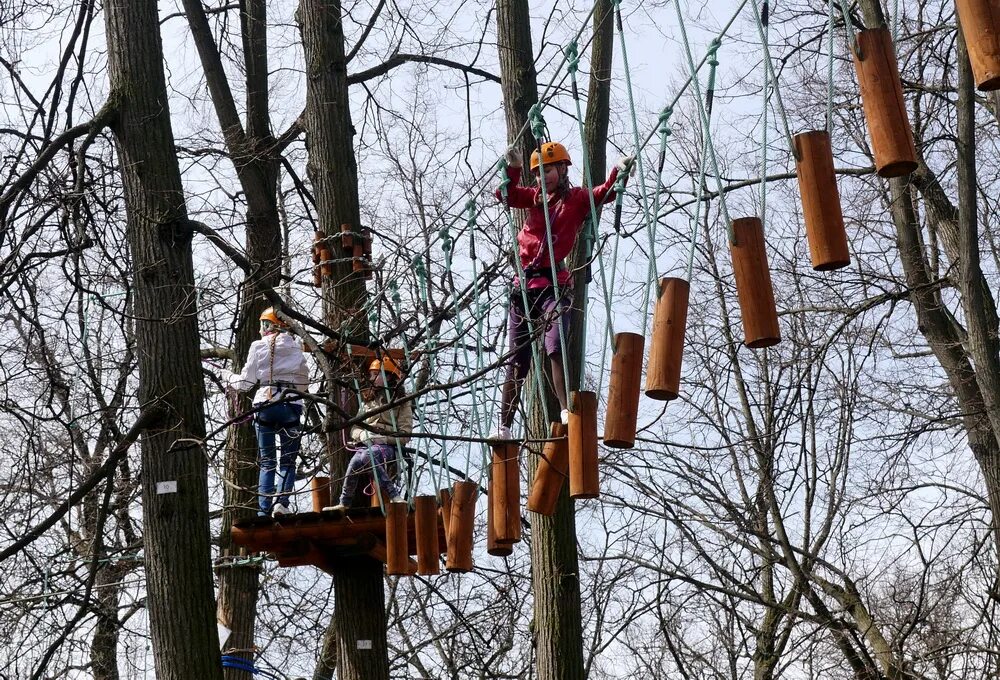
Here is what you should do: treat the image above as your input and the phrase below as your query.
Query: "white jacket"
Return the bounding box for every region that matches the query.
[223,332,310,405]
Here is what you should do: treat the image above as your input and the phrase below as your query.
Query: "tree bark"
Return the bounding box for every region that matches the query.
[496,0,608,677]
[180,2,284,675]
[298,1,387,678]
[103,1,222,678]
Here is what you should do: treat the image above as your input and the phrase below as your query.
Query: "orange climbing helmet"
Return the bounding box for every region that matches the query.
[530,142,572,172]
[259,307,288,328]
[369,355,402,379]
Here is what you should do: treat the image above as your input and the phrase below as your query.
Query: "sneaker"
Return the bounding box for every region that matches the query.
[272,504,292,517]
[494,425,512,440]
[322,504,347,512]
[390,496,405,504]
[560,409,570,425]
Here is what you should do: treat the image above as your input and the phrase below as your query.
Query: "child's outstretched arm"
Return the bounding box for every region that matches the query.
[495,147,536,208]
[591,155,636,205]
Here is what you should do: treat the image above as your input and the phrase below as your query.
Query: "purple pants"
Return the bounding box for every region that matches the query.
[506,287,572,382]
[340,443,399,505]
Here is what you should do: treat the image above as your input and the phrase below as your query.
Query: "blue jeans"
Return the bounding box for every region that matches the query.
[340,444,399,505]
[255,402,303,515]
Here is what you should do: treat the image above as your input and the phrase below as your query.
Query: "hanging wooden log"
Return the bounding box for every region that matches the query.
[310,476,330,513]
[957,0,1000,91]
[730,217,781,349]
[853,27,917,177]
[487,486,514,557]
[794,130,850,271]
[527,423,569,516]
[320,247,333,279]
[603,333,645,449]
[490,442,521,544]
[568,391,599,499]
[385,501,409,576]
[414,495,440,575]
[446,480,477,572]
[645,277,689,401]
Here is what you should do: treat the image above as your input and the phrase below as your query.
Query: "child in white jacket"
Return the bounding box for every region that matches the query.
[222,307,309,517]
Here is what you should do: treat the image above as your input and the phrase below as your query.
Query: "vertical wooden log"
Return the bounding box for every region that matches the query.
[603,333,645,449]
[385,501,409,576]
[527,423,569,516]
[311,476,330,513]
[645,277,689,401]
[490,442,521,544]
[957,0,1000,91]
[413,495,440,575]
[487,484,514,557]
[340,222,354,250]
[446,480,477,573]
[568,391,599,499]
[853,27,918,177]
[794,130,850,271]
[729,217,781,349]
[320,247,334,278]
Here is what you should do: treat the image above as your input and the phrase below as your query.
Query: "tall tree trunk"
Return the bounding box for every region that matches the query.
[180,2,284,675]
[496,0,614,677]
[298,2,387,679]
[103,1,222,678]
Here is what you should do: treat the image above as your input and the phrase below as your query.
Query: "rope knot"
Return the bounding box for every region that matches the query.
[658,106,673,136]
[528,104,547,140]
[564,41,579,74]
[707,38,722,67]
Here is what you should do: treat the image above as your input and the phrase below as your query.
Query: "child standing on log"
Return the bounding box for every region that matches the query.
[494,142,634,439]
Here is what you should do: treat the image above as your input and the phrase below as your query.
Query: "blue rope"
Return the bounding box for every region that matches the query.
[221,655,281,680]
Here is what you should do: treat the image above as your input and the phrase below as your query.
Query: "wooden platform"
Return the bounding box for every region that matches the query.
[230,506,446,575]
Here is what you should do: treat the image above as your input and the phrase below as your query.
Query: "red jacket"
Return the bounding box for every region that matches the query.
[495,165,620,289]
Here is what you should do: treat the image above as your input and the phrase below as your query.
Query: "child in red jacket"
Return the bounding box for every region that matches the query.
[494,141,633,438]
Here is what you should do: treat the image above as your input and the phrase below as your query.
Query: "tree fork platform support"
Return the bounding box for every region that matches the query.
[230,507,446,576]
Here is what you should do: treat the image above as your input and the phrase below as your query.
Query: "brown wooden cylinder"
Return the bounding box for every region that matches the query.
[603,333,645,449]
[794,130,850,271]
[568,391,599,499]
[487,480,514,557]
[527,423,569,516]
[311,476,331,513]
[438,488,452,542]
[730,217,781,349]
[385,501,409,576]
[340,222,354,250]
[320,247,334,278]
[414,495,440,575]
[352,243,366,273]
[645,277,689,401]
[957,0,1000,91]
[853,27,917,177]
[446,480,477,572]
[490,442,521,544]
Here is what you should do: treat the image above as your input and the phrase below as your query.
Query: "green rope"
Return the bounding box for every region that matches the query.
[759,0,769,220]
[499,158,554,428]
[614,0,664,338]
[749,0,797,163]
[687,56,718,281]
[837,0,860,59]
[828,0,835,132]
[528,107,572,413]
[674,7,735,243]
[564,38,616,397]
